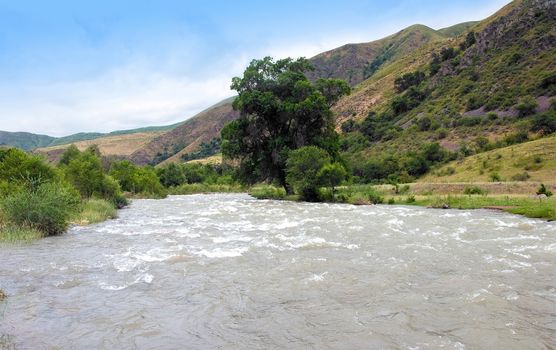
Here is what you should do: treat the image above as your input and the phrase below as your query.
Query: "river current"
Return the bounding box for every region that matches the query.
[1,194,555,349]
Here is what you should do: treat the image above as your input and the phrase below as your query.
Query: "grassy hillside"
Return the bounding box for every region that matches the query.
[338,0,555,162]
[437,21,479,37]
[129,97,238,165]
[37,132,164,163]
[420,135,556,183]
[306,24,449,87]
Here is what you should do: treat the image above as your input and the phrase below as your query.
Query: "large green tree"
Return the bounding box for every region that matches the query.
[221,56,350,192]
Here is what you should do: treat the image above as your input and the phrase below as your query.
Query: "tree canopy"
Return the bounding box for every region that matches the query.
[221,56,350,191]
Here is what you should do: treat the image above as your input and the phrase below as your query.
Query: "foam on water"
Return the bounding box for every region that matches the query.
[0,193,555,349]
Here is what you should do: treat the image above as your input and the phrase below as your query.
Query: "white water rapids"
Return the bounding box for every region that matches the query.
[1,194,555,349]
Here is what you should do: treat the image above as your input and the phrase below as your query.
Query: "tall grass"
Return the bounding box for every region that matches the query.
[249,185,286,199]
[72,199,117,225]
[0,224,44,242]
[1,183,80,236]
[168,183,244,195]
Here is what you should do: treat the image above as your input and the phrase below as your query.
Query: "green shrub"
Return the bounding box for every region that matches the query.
[366,189,384,204]
[1,182,80,236]
[394,71,426,92]
[387,198,396,205]
[503,131,529,146]
[286,146,331,201]
[515,96,538,117]
[436,128,448,139]
[463,186,487,195]
[457,116,482,127]
[73,199,117,225]
[62,148,128,205]
[531,111,556,135]
[487,112,498,121]
[250,185,286,200]
[537,184,553,197]
[489,172,502,182]
[317,162,347,195]
[405,195,416,203]
[0,148,57,188]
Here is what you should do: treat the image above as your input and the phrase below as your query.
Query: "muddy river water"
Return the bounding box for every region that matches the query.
[1,194,555,349]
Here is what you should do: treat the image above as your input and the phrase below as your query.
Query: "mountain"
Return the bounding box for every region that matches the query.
[126,21,473,165]
[335,0,556,162]
[1,122,181,151]
[129,97,238,165]
[10,0,556,180]
[306,24,450,87]
[0,131,55,150]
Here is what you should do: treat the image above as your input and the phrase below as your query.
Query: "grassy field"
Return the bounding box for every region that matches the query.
[421,135,556,183]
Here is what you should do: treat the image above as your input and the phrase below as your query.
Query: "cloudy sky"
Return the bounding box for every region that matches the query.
[0,0,510,136]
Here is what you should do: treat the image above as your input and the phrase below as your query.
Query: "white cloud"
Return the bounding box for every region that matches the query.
[0,62,235,136]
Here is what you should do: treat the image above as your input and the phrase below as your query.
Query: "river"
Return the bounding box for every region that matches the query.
[1,194,555,349]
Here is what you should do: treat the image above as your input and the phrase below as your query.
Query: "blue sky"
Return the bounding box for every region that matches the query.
[0,0,511,136]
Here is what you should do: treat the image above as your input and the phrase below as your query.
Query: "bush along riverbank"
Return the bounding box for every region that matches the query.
[0,146,170,242]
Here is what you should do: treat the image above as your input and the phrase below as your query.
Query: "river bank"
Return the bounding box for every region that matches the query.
[0,198,118,243]
[249,182,556,221]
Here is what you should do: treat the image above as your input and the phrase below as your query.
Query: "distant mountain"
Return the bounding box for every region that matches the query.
[0,131,55,150]
[1,122,182,151]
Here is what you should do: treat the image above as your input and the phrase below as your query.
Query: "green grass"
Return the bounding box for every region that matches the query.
[168,183,245,195]
[0,224,44,242]
[71,199,117,225]
[245,183,556,220]
[249,185,286,199]
[410,195,555,220]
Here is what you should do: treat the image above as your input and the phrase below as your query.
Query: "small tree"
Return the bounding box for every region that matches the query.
[157,163,187,187]
[317,162,347,199]
[59,145,81,165]
[286,146,330,201]
[537,184,553,197]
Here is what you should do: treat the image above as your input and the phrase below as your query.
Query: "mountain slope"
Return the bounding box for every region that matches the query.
[305,24,452,87]
[135,23,471,165]
[129,97,239,165]
[437,21,479,37]
[36,131,166,163]
[336,0,555,140]
[419,134,556,183]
